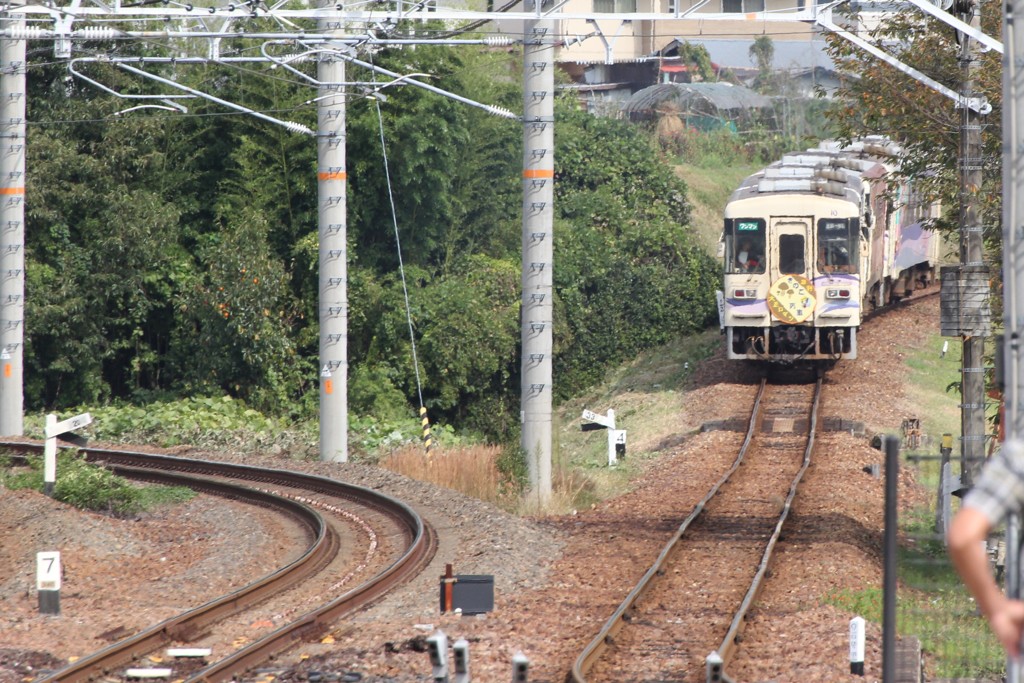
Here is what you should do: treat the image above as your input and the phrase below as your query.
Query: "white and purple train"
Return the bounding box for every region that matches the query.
[718,138,943,363]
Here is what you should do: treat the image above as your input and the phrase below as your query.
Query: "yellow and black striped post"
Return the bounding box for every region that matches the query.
[420,406,434,454]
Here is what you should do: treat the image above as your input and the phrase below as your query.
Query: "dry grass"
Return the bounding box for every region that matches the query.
[515,466,599,516]
[381,444,603,515]
[381,444,507,505]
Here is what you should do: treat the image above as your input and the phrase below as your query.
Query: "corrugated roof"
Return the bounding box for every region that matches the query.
[622,82,773,116]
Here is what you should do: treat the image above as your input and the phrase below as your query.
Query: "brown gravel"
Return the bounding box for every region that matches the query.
[0,294,946,683]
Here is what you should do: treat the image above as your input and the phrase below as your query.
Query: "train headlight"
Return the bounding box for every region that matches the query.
[825,288,851,299]
[732,288,758,299]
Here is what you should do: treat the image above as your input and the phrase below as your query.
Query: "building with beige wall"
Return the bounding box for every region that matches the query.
[496,0,842,106]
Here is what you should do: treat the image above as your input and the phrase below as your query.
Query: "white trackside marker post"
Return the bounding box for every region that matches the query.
[427,630,449,683]
[849,615,865,675]
[43,411,92,497]
[43,414,56,496]
[511,652,529,683]
[452,638,470,683]
[36,550,60,615]
[581,408,626,466]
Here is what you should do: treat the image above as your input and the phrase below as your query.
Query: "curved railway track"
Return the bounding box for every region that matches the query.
[0,442,437,683]
[570,377,822,683]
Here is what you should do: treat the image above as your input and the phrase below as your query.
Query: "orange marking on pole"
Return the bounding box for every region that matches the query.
[0,187,24,195]
[523,169,554,179]
[3,364,10,378]
[324,379,333,395]
[318,171,348,181]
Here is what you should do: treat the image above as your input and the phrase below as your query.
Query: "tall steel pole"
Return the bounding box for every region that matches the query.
[1002,0,1024,679]
[521,12,555,503]
[318,20,348,462]
[0,15,26,436]
[1005,0,1024,472]
[959,0,988,487]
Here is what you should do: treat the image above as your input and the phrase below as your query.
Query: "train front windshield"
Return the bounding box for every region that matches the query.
[726,218,766,274]
[817,218,858,273]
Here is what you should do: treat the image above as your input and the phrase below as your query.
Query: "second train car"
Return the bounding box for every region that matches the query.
[718,138,941,363]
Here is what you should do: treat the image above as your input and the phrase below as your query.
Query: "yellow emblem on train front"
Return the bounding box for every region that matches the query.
[767,274,816,324]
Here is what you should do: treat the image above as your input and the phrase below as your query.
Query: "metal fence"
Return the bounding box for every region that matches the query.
[892,426,1004,683]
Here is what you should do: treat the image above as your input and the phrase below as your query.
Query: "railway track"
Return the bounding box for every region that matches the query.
[570,377,822,683]
[0,442,437,683]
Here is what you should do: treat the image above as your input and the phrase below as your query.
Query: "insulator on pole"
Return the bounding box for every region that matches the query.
[76,27,121,40]
[284,120,315,135]
[486,104,520,120]
[5,27,46,40]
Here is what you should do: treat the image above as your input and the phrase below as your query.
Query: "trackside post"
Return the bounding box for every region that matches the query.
[427,630,449,683]
[849,616,865,675]
[581,408,626,466]
[42,411,91,496]
[36,550,60,615]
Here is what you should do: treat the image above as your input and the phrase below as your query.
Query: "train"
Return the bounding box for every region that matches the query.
[717,137,943,363]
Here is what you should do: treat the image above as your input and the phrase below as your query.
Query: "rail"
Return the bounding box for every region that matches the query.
[0,441,436,682]
[569,377,822,683]
[711,378,822,682]
[569,378,768,683]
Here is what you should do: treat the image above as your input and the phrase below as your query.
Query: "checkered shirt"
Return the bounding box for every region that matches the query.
[963,439,1024,525]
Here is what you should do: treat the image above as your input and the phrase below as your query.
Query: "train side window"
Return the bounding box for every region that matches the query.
[778,234,805,274]
[728,218,765,274]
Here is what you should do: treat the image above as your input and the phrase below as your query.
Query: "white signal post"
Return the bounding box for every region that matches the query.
[581,408,626,466]
[43,412,91,496]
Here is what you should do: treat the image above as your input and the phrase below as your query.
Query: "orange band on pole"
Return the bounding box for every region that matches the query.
[523,169,554,179]
[318,171,347,181]
[0,187,24,195]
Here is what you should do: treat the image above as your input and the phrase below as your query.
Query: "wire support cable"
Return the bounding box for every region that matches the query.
[372,79,428,445]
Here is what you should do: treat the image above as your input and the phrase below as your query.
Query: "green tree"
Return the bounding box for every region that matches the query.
[345,43,521,274]
[25,65,193,407]
[749,35,776,93]
[823,7,1001,249]
[20,41,718,442]
[171,207,306,413]
[553,99,719,396]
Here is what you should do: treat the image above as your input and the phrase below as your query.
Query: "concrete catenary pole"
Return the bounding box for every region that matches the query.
[959,0,988,487]
[318,18,348,462]
[0,14,25,436]
[1002,0,1024,679]
[521,11,555,504]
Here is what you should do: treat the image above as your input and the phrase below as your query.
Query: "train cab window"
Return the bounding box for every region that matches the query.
[726,218,765,274]
[778,234,805,274]
[817,218,858,274]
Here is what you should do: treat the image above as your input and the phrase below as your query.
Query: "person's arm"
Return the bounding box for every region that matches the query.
[949,508,1003,615]
[949,506,1024,658]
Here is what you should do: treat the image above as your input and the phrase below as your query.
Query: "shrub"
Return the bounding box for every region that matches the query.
[1,451,194,517]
